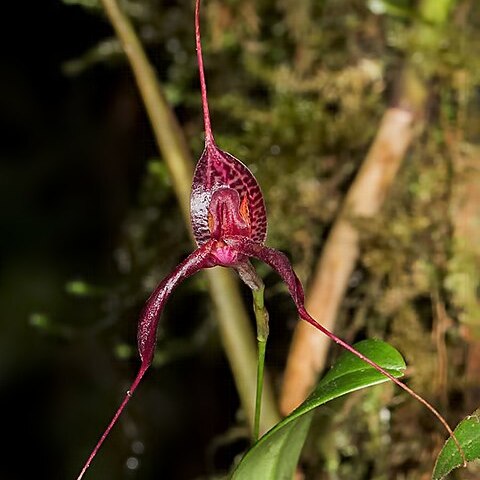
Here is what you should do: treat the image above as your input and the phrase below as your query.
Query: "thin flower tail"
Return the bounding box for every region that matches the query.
[76,242,214,480]
[195,0,214,145]
[232,238,465,463]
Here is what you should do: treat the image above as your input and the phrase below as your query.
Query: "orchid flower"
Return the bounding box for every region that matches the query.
[76,1,463,478]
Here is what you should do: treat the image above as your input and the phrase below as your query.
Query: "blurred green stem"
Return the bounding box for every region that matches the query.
[99,0,280,433]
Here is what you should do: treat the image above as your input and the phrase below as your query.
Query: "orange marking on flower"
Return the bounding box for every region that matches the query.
[239,195,250,226]
[208,212,215,232]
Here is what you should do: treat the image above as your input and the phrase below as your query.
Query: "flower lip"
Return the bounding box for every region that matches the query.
[211,240,245,266]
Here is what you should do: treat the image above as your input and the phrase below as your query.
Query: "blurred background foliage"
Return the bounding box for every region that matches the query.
[1,0,479,478]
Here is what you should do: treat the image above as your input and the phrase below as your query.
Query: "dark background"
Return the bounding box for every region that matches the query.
[1,1,235,478]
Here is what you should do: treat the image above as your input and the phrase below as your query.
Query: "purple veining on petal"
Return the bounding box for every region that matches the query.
[190,144,267,246]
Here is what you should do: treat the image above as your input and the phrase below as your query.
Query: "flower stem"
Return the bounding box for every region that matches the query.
[252,284,269,442]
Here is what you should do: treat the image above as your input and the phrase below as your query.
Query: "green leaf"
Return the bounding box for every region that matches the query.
[432,409,480,479]
[231,339,406,480]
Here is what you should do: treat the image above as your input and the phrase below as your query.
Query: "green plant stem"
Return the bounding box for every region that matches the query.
[254,339,267,441]
[99,0,280,433]
[252,284,269,442]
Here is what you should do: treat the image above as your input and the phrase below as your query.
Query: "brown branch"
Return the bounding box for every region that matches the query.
[446,121,480,412]
[280,0,457,415]
[99,0,280,433]
[280,107,417,414]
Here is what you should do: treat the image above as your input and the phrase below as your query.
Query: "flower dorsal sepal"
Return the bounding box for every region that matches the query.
[190,144,267,247]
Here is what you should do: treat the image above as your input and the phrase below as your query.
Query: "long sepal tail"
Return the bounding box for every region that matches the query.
[195,0,214,145]
[232,238,466,465]
[77,243,214,479]
[76,366,147,480]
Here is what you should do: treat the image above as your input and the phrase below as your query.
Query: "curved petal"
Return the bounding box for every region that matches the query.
[227,238,305,307]
[138,240,214,364]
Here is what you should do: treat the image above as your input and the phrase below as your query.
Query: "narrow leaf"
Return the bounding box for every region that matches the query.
[231,339,406,479]
[432,409,480,480]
